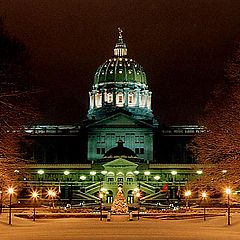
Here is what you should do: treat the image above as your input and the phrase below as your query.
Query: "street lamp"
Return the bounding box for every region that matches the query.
[201,191,207,221]
[225,188,231,225]
[7,187,14,225]
[47,189,57,209]
[135,191,141,220]
[90,171,96,181]
[99,192,104,221]
[184,190,191,210]
[31,191,39,221]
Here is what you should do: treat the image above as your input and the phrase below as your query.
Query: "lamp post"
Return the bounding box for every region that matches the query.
[31,191,38,221]
[184,190,191,210]
[0,188,3,215]
[171,171,177,199]
[136,191,141,220]
[8,187,14,225]
[201,192,207,221]
[99,192,104,221]
[225,188,231,225]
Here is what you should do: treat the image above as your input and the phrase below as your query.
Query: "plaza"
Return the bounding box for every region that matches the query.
[1,212,240,240]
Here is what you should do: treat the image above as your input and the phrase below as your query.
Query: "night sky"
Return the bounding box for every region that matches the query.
[1,1,240,125]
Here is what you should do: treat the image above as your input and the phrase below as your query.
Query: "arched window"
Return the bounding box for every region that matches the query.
[116,92,124,106]
[128,92,136,106]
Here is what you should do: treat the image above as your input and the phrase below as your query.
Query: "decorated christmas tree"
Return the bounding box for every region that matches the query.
[111,187,128,214]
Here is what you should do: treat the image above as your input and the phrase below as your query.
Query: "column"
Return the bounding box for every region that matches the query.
[124,88,129,107]
[136,89,140,107]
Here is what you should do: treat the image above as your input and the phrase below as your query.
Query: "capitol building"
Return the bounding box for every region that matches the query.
[22,29,202,208]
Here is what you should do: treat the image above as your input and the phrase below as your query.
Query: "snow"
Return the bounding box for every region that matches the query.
[1,212,240,239]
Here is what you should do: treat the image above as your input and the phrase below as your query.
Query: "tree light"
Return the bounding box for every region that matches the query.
[171,170,177,175]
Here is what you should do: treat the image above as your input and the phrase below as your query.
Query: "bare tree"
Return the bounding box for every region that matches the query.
[0,16,36,190]
[189,42,240,195]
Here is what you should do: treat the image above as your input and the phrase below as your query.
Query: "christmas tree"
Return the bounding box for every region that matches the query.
[111,187,128,214]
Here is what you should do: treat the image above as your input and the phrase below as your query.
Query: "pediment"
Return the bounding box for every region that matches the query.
[103,158,138,168]
[86,112,153,128]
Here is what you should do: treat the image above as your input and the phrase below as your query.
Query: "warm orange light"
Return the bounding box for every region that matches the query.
[225,188,231,195]
[32,191,38,199]
[47,189,56,198]
[184,190,191,197]
[202,192,207,199]
[136,192,141,198]
[7,187,14,195]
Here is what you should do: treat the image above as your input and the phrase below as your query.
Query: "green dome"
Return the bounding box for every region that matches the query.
[94,57,147,85]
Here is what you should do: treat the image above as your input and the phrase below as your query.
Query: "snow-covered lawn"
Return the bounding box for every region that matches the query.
[0,212,240,239]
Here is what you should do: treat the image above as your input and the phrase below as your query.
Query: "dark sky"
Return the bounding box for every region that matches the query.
[1,0,240,125]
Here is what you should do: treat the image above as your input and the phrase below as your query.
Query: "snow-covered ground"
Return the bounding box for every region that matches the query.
[1,212,240,239]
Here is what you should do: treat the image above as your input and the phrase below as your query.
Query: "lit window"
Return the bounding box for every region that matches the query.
[119,95,123,103]
[129,94,133,104]
[116,93,124,106]
[129,95,132,103]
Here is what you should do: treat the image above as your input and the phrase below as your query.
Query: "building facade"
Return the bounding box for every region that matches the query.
[21,30,202,208]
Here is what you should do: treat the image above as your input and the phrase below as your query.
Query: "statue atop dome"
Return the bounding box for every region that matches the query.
[118,27,123,38]
[114,27,127,57]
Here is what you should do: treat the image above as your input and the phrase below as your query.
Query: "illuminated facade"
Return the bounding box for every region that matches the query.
[21,30,201,207]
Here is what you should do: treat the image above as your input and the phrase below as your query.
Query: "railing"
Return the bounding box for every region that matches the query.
[25,125,81,136]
